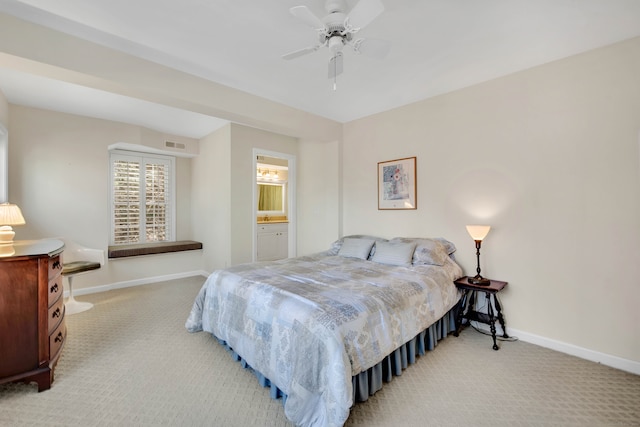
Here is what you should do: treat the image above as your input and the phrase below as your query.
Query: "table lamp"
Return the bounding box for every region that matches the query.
[0,203,26,245]
[466,224,491,285]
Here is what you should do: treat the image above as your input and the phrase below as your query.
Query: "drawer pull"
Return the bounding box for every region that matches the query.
[54,332,63,343]
[52,308,61,318]
[52,260,61,270]
[50,283,59,293]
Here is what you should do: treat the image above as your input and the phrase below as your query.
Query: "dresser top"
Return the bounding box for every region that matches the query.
[1,239,64,259]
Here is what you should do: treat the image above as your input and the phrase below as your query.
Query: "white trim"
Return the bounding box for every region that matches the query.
[472,323,640,375]
[511,328,640,376]
[63,270,208,297]
[108,142,196,158]
[0,124,7,203]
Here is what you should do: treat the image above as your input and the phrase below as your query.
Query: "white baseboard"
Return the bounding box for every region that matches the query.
[511,328,640,376]
[471,322,640,376]
[64,270,209,297]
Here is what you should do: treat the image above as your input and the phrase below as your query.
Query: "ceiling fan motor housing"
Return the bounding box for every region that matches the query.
[323,12,346,33]
[325,0,348,14]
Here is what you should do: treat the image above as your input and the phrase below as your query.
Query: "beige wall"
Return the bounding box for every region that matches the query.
[8,105,203,290]
[192,124,232,272]
[228,124,298,265]
[342,37,640,364]
[193,123,325,272]
[297,138,342,255]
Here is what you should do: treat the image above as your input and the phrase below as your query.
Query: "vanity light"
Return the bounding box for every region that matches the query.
[257,166,283,181]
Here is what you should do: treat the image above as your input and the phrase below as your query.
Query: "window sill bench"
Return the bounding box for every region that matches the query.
[108,240,203,259]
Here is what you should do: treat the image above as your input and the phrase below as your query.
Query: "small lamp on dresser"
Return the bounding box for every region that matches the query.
[465,224,491,285]
[0,203,26,257]
[0,202,26,241]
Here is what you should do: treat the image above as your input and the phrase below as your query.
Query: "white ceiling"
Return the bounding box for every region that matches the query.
[1,0,640,138]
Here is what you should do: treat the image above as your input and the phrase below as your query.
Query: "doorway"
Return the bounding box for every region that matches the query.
[252,148,296,262]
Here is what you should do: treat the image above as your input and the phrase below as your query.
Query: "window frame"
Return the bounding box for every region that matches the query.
[109,149,176,246]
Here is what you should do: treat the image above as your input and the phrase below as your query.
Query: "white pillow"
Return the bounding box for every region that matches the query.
[370,241,417,266]
[338,237,376,260]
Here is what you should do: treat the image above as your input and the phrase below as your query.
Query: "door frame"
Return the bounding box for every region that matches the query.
[252,148,296,262]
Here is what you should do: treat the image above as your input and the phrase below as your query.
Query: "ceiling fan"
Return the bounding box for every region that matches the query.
[283,0,390,88]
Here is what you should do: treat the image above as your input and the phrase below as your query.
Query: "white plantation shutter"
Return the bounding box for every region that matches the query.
[112,157,141,244]
[110,151,175,245]
[144,160,170,242]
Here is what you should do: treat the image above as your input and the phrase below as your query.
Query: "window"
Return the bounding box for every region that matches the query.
[109,150,175,245]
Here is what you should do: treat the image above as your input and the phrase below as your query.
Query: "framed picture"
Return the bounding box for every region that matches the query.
[378,156,417,210]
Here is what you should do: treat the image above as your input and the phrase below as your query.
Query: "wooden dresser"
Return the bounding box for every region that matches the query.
[0,239,65,391]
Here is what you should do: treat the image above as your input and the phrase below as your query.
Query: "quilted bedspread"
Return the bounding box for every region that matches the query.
[186,252,462,427]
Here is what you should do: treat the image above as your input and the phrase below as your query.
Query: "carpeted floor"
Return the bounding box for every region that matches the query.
[1,276,638,426]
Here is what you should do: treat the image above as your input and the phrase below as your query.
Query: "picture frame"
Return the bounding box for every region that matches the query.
[378,156,417,210]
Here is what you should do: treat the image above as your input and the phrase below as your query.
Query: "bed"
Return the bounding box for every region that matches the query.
[185,235,464,427]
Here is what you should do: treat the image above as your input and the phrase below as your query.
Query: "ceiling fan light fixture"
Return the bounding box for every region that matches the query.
[328,35,345,53]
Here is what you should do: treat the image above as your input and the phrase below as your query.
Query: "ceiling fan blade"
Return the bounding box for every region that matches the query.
[282,45,321,60]
[289,5,325,30]
[328,52,344,79]
[345,0,384,32]
[352,38,391,59]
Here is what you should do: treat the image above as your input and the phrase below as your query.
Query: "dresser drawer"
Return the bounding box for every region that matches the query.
[48,295,65,334]
[48,255,63,280]
[49,318,66,361]
[48,275,63,307]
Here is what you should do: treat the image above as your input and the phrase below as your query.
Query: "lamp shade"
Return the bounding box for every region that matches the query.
[466,225,490,241]
[0,203,26,226]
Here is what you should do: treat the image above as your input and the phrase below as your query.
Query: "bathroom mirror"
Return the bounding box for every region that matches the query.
[257,182,286,214]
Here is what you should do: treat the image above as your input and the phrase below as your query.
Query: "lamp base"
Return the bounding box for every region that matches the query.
[468,275,491,286]
[0,225,15,245]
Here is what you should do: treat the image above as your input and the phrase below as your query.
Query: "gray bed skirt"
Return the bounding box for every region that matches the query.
[214,305,458,407]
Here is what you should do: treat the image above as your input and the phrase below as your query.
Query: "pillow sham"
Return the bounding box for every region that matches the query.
[389,237,450,266]
[370,241,417,266]
[328,235,387,256]
[337,237,376,260]
[433,237,457,255]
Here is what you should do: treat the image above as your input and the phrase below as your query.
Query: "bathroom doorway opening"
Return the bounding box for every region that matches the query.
[252,148,296,262]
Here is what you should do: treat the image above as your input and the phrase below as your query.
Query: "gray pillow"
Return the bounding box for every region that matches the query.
[389,237,450,266]
[328,235,387,257]
[433,237,457,255]
[370,241,417,266]
[337,238,376,260]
